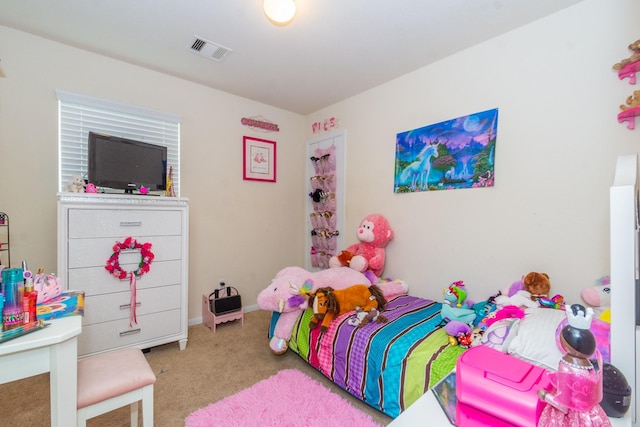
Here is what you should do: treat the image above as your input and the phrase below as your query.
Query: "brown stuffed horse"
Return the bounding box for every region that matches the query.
[308,284,387,332]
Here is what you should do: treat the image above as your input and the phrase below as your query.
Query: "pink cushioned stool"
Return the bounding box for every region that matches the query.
[77,347,156,427]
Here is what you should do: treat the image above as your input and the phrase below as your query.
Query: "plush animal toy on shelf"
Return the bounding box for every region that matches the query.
[257,266,407,354]
[328,213,394,277]
[620,90,640,111]
[64,174,85,193]
[612,39,640,71]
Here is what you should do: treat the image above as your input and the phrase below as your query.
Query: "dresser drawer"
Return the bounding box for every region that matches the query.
[68,260,181,296]
[82,284,181,325]
[68,235,182,269]
[69,209,182,238]
[78,309,182,355]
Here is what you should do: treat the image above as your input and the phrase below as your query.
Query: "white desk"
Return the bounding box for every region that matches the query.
[0,316,82,427]
[389,381,631,427]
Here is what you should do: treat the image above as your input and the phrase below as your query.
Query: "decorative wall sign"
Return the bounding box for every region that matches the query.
[241,115,280,132]
[243,136,276,182]
[394,108,499,193]
[311,116,339,134]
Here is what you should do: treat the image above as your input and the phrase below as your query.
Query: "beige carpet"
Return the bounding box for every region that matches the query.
[0,310,392,426]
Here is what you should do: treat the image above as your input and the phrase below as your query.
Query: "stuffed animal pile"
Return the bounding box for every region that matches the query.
[257,266,407,354]
[329,213,394,277]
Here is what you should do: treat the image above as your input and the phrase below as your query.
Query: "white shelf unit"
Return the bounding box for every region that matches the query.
[57,193,189,357]
[0,212,9,268]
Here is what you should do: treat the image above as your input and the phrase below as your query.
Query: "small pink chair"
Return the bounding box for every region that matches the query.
[77,347,156,427]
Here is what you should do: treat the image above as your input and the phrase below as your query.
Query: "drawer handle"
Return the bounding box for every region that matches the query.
[120,302,142,310]
[120,221,142,227]
[119,328,141,336]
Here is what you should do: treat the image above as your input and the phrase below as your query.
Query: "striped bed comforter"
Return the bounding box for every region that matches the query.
[288,295,465,418]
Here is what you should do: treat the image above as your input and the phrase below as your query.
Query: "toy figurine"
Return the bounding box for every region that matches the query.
[439,281,476,325]
[537,304,611,426]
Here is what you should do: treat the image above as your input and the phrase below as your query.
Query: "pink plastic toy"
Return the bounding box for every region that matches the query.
[456,345,550,427]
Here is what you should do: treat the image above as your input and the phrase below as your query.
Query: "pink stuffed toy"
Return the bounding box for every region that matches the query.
[329,213,394,277]
[485,305,525,327]
[581,276,611,307]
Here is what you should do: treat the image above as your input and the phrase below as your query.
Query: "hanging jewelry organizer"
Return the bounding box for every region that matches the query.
[306,132,346,270]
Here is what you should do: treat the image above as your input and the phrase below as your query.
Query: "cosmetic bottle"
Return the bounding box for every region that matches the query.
[27,277,37,324]
[2,268,24,331]
[23,273,35,325]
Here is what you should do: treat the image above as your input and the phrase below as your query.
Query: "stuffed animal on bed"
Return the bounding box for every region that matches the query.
[581,276,611,307]
[347,307,387,328]
[440,281,476,325]
[495,289,539,309]
[328,213,393,277]
[523,272,551,301]
[257,266,406,354]
[308,284,387,332]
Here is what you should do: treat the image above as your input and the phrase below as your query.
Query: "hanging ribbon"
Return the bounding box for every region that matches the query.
[129,271,138,327]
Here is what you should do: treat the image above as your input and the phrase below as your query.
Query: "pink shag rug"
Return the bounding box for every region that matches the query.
[185,369,383,427]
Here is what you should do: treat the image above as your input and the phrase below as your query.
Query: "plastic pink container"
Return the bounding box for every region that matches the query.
[456,345,550,427]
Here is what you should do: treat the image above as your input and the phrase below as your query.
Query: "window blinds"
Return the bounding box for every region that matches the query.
[56,90,181,195]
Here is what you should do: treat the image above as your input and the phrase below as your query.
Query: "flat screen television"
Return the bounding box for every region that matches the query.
[88,131,167,194]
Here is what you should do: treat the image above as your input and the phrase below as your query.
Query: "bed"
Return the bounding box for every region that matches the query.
[269,154,637,423]
[284,291,613,419]
[288,294,464,418]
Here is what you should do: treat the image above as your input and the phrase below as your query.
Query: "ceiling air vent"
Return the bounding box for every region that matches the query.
[189,36,232,63]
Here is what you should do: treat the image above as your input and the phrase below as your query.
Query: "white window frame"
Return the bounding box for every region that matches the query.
[56,90,181,195]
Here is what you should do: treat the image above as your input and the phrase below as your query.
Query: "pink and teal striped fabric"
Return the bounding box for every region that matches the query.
[289,295,465,418]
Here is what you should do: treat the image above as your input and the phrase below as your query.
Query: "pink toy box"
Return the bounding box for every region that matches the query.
[456,345,550,427]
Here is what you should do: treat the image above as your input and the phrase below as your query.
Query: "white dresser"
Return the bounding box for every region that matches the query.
[57,193,189,356]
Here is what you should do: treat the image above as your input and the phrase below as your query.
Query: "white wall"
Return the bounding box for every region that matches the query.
[0,27,306,320]
[307,0,640,304]
[0,0,637,322]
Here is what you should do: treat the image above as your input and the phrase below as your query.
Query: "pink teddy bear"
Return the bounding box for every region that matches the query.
[329,214,394,277]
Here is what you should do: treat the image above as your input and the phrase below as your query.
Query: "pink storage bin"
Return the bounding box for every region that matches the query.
[456,345,550,427]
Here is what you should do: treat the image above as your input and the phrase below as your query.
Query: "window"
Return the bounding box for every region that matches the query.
[57,90,181,195]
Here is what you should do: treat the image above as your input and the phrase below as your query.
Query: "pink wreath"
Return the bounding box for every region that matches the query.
[105,237,154,327]
[105,237,154,279]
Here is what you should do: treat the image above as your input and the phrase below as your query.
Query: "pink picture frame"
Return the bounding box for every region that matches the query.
[243,136,276,182]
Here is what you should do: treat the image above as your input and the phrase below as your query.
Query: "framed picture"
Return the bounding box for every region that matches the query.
[243,136,276,182]
[394,108,499,193]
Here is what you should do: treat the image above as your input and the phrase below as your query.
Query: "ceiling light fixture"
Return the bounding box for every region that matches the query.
[263,0,296,26]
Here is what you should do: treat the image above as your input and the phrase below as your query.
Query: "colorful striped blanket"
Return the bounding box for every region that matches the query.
[288,295,465,418]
